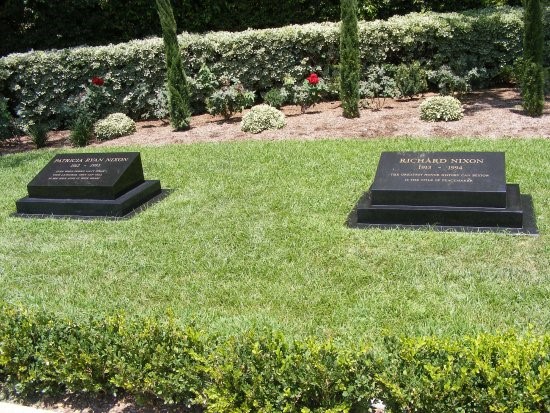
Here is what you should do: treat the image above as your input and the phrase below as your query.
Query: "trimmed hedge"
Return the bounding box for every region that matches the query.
[0,1,522,57]
[1,7,549,129]
[0,304,548,412]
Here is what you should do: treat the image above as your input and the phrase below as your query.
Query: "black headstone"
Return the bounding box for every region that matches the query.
[15,152,162,218]
[27,152,145,199]
[370,152,506,207]
[350,151,536,234]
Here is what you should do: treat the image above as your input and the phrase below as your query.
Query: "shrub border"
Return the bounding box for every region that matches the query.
[1,304,548,412]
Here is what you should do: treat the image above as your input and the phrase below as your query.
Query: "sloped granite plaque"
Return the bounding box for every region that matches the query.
[15,152,163,218]
[349,152,537,234]
[370,152,506,207]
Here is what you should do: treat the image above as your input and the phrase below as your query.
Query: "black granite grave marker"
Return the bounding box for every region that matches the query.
[349,151,537,234]
[15,152,163,218]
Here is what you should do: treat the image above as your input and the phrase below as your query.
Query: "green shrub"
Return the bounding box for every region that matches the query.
[69,114,94,147]
[26,122,49,148]
[420,95,464,121]
[359,65,398,110]
[0,95,15,140]
[156,0,191,131]
[380,333,550,412]
[1,7,547,127]
[75,77,116,122]
[241,104,286,133]
[519,60,546,116]
[395,62,428,99]
[263,88,289,109]
[288,74,330,113]
[93,113,137,141]
[188,64,218,112]
[427,66,471,97]
[522,0,546,117]
[0,305,206,403]
[206,77,255,119]
[340,0,361,118]
[199,329,379,412]
[1,304,548,411]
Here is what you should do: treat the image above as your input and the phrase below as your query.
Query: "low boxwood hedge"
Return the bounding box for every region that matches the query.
[1,304,548,412]
[0,7,549,130]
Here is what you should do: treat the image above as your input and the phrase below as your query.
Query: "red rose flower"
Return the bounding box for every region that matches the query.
[91,76,104,86]
[306,73,319,85]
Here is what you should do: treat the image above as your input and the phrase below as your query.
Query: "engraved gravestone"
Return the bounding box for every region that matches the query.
[15,152,162,218]
[350,151,536,234]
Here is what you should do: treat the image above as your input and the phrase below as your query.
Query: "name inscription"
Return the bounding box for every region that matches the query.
[48,156,130,182]
[391,158,490,184]
[399,157,484,164]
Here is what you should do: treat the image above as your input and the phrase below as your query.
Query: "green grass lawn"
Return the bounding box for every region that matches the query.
[0,138,548,343]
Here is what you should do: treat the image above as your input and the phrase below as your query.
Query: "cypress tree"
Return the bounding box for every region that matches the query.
[522,0,545,116]
[339,0,361,118]
[156,0,191,130]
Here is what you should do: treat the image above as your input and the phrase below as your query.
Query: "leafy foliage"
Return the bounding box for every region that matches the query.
[206,76,255,119]
[285,75,330,113]
[340,0,361,118]
[156,0,191,131]
[240,104,286,133]
[427,66,471,97]
[420,95,464,121]
[26,122,49,148]
[395,61,428,99]
[524,0,545,64]
[188,64,219,113]
[0,304,548,412]
[518,60,546,116]
[71,79,116,123]
[359,65,398,110]
[522,0,545,117]
[263,88,289,109]
[69,113,94,147]
[0,95,15,140]
[380,333,550,412]
[0,0,523,57]
[93,113,136,141]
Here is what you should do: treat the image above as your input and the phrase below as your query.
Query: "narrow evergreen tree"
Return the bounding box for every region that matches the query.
[522,0,545,116]
[339,0,361,118]
[156,0,191,130]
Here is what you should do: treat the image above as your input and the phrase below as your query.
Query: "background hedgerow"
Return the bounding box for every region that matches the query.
[0,304,548,412]
[0,0,523,57]
[1,7,548,129]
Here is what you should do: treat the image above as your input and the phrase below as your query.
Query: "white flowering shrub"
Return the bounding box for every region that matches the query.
[420,96,463,122]
[241,104,286,133]
[93,113,136,140]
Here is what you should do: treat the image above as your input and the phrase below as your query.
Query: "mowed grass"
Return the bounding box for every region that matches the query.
[0,138,548,343]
